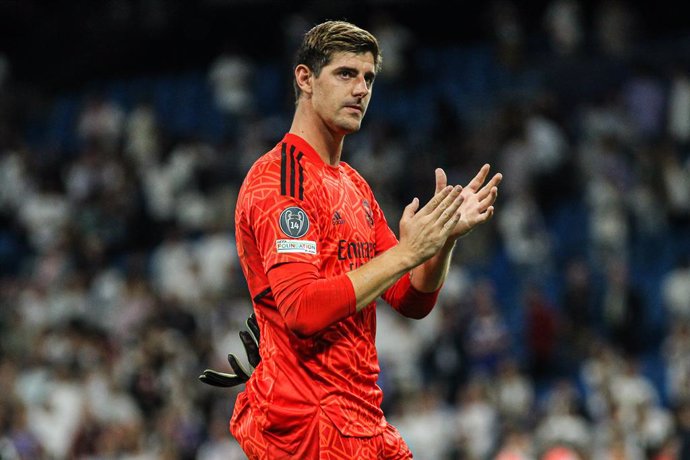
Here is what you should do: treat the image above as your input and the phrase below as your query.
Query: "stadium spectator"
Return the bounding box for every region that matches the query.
[622,62,667,143]
[208,42,255,136]
[667,64,690,147]
[487,0,526,70]
[594,0,638,58]
[661,320,690,405]
[601,258,647,356]
[76,93,125,152]
[454,378,499,460]
[661,254,690,322]
[492,357,535,426]
[543,0,584,56]
[124,99,161,169]
[464,278,511,376]
[368,11,415,86]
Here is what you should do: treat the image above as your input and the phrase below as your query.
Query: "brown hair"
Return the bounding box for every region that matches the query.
[292,20,381,102]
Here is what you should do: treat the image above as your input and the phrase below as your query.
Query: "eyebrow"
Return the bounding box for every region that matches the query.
[333,65,377,80]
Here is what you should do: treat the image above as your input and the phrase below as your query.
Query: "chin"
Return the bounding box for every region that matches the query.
[338,120,362,134]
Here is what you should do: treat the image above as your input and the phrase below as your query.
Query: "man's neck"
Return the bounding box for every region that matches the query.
[290,105,344,166]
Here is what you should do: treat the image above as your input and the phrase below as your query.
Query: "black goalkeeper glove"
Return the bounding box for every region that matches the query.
[199,313,261,387]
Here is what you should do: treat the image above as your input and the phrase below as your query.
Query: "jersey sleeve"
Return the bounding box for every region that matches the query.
[267,262,356,337]
[382,272,440,319]
[249,191,323,273]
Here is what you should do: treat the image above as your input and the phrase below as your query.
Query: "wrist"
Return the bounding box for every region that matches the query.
[388,243,419,272]
[431,238,456,261]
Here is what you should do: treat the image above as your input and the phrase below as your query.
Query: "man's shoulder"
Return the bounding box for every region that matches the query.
[247,146,280,173]
[246,138,323,177]
[240,149,279,191]
[240,139,322,202]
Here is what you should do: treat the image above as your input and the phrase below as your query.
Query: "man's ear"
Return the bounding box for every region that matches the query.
[294,64,313,96]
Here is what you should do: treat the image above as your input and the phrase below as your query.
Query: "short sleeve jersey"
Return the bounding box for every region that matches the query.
[234,133,399,454]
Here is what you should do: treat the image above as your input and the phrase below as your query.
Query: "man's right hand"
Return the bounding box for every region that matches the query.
[397,183,464,266]
[345,181,465,313]
[199,313,261,388]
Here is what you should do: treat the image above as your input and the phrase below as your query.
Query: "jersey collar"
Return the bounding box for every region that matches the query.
[282,133,334,169]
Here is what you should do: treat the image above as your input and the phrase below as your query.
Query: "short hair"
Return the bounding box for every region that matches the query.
[292,20,381,102]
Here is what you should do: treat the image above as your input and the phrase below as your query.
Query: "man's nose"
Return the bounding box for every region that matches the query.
[353,75,370,97]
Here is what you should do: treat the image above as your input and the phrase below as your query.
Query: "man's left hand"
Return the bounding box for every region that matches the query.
[434,165,502,240]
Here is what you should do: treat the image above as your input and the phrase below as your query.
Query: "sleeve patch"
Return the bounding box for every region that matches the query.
[275,239,317,254]
[279,206,310,238]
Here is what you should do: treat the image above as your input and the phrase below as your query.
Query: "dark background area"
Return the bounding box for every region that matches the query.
[1,0,688,92]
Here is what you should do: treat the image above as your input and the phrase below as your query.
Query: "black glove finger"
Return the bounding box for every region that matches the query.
[227,353,252,382]
[247,313,260,343]
[240,330,261,368]
[199,369,243,387]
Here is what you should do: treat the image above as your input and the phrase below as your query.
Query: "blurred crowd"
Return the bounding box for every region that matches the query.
[1,1,690,459]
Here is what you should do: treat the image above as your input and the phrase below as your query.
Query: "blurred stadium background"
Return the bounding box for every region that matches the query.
[1,0,690,458]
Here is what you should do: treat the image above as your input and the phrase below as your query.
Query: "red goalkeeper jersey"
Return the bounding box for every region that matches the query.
[233,133,400,453]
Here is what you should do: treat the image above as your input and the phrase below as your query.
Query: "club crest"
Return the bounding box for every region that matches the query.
[362,199,374,227]
[279,206,309,238]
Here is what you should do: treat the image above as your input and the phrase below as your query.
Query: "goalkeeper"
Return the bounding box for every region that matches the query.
[208,20,501,459]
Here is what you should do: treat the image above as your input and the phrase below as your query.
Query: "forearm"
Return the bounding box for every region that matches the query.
[271,240,452,338]
[379,239,454,320]
[269,244,419,337]
[409,239,456,292]
[383,272,441,319]
[346,244,417,312]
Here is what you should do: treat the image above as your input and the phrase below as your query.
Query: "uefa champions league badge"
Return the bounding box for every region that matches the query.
[276,206,315,254]
[279,206,309,238]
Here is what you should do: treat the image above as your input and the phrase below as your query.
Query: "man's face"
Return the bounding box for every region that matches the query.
[310,51,376,135]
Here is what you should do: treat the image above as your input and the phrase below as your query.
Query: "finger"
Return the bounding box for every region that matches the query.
[443,208,463,235]
[429,185,462,222]
[431,195,463,235]
[480,206,495,222]
[247,314,260,343]
[469,173,502,203]
[477,186,499,209]
[228,353,252,382]
[478,173,502,195]
[476,205,496,224]
[435,168,447,194]
[199,369,243,387]
[466,164,491,191]
[240,330,261,368]
[417,185,453,216]
[402,197,420,220]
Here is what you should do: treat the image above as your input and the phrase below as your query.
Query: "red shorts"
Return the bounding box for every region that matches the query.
[230,391,413,459]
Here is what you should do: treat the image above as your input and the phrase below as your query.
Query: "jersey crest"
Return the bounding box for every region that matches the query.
[362,199,374,227]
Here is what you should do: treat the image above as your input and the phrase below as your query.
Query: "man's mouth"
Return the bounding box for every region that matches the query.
[344,104,363,114]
